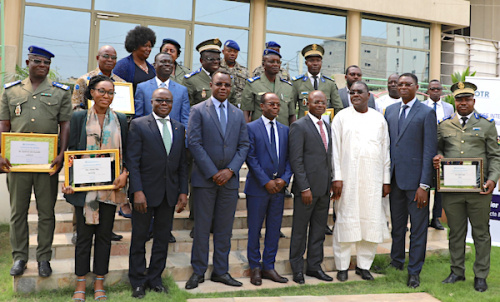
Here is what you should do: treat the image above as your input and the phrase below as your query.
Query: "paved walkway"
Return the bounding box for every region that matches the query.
[187,293,440,302]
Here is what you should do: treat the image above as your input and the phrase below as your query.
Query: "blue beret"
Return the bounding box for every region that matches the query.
[28,45,54,59]
[224,40,240,51]
[263,49,281,58]
[162,38,181,49]
[265,41,281,48]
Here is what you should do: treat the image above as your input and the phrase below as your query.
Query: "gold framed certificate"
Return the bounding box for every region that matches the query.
[437,158,484,192]
[1,133,58,172]
[64,149,120,192]
[88,82,135,114]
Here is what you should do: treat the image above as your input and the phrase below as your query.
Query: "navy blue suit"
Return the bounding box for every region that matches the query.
[188,96,249,276]
[134,77,190,128]
[244,117,292,270]
[127,114,188,288]
[384,99,437,275]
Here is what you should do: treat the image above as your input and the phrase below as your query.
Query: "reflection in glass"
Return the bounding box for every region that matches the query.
[26,0,91,9]
[95,0,192,21]
[98,21,140,64]
[22,6,90,82]
[149,26,188,67]
[361,19,430,49]
[196,0,250,27]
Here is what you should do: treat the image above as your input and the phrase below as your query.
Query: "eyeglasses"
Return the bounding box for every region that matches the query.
[214,83,231,88]
[204,57,221,62]
[152,98,173,104]
[349,90,367,95]
[264,102,281,107]
[94,88,115,97]
[428,87,442,91]
[100,54,117,60]
[30,59,51,65]
[397,83,414,87]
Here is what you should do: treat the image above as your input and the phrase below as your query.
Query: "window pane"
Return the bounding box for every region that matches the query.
[22,6,90,82]
[265,33,345,78]
[192,25,248,71]
[267,6,346,37]
[149,26,188,67]
[98,21,140,63]
[26,0,91,9]
[361,19,430,50]
[95,0,192,21]
[195,0,249,27]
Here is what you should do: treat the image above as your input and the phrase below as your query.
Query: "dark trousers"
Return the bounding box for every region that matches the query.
[129,196,175,288]
[246,193,285,270]
[74,202,116,276]
[289,192,329,273]
[389,178,429,275]
[191,186,238,276]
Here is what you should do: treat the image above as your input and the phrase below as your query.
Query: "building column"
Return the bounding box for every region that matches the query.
[249,0,266,71]
[429,22,442,81]
[346,10,361,68]
[4,0,23,74]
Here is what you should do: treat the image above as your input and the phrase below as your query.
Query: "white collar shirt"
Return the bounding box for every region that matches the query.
[308,112,329,145]
[261,115,279,159]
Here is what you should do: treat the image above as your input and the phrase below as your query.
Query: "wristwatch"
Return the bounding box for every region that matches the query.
[419,184,430,192]
[227,167,234,174]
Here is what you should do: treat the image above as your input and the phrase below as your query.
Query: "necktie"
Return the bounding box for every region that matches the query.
[433,102,437,111]
[219,103,226,135]
[313,75,318,90]
[461,116,468,128]
[269,121,279,172]
[317,120,328,151]
[398,104,409,134]
[159,118,172,154]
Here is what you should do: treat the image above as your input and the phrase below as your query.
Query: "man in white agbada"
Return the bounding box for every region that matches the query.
[331,81,391,282]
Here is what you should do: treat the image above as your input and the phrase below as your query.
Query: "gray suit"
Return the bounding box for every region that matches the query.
[339,87,375,109]
[422,99,454,119]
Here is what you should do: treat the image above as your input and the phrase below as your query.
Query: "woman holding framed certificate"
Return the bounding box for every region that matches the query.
[62,75,129,301]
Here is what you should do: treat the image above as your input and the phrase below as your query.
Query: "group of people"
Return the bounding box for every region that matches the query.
[0,23,499,302]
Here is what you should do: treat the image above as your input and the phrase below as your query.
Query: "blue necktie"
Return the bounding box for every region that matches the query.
[219,103,226,135]
[433,102,437,111]
[398,104,409,134]
[269,121,279,173]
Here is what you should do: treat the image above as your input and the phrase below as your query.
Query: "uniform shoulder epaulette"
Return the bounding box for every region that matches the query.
[247,76,260,83]
[184,68,201,79]
[438,115,452,124]
[477,113,494,122]
[280,78,292,86]
[292,74,305,81]
[4,80,21,89]
[322,75,335,82]
[52,81,69,91]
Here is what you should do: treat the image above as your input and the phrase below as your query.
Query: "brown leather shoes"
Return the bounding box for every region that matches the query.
[250,268,262,286]
[262,269,288,283]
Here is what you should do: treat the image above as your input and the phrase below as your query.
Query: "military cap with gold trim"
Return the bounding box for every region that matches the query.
[451,81,477,98]
[301,44,324,59]
[196,38,222,53]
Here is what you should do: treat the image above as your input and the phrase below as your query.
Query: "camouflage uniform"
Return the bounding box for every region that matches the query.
[71,68,125,110]
[220,60,249,106]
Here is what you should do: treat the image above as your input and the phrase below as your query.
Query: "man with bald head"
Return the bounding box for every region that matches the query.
[72,45,125,110]
[375,73,401,115]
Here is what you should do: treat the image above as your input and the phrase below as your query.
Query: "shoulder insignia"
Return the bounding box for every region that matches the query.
[52,81,70,90]
[280,78,292,86]
[438,115,452,124]
[184,68,201,79]
[292,74,305,81]
[4,80,21,89]
[322,75,334,82]
[247,76,260,83]
[478,113,494,122]
[75,84,80,90]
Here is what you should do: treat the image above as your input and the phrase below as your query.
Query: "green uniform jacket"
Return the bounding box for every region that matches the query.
[240,75,294,126]
[220,60,249,106]
[252,65,290,82]
[171,63,190,85]
[437,112,500,183]
[292,74,343,118]
[1,77,72,134]
[183,67,236,106]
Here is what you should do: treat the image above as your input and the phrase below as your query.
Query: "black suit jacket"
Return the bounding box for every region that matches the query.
[127,114,188,207]
[339,87,375,109]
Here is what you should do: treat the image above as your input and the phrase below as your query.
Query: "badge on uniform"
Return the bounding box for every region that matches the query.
[15,104,21,116]
[301,92,308,106]
[41,93,52,97]
[473,127,481,131]
[201,89,206,98]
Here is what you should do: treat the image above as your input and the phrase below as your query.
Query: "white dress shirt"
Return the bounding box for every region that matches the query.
[399,98,417,118]
[155,77,170,89]
[153,111,173,139]
[308,72,321,88]
[261,115,279,159]
[211,96,228,122]
[424,99,445,121]
[308,112,329,145]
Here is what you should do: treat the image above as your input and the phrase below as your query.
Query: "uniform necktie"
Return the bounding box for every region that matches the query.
[269,121,279,172]
[433,102,437,111]
[159,118,172,154]
[398,104,409,135]
[461,116,468,128]
[313,75,318,90]
[219,103,226,135]
[317,120,328,151]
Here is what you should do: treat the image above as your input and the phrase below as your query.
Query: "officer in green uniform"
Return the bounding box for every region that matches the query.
[252,41,290,82]
[183,38,236,106]
[292,44,343,118]
[220,40,249,106]
[0,46,72,277]
[433,81,500,292]
[241,49,295,126]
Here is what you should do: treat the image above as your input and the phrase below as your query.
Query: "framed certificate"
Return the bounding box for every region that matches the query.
[88,82,135,114]
[304,108,335,123]
[437,158,484,192]
[1,132,58,172]
[64,149,120,192]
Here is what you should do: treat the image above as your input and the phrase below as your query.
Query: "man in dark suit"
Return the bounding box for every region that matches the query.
[289,90,334,284]
[384,73,437,288]
[185,70,249,289]
[338,65,375,109]
[127,88,188,298]
[245,92,292,286]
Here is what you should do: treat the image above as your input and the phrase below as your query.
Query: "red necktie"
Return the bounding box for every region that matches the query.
[317,120,328,151]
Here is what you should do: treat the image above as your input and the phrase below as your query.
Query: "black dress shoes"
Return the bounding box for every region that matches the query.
[262,269,288,283]
[169,232,176,243]
[149,284,168,293]
[185,273,204,289]
[111,232,123,241]
[293,271,305,284]
[10,260,27,276]
[132,285,146,299]
[210,272,242,287]
[306,269,333,281]
[336,270,348,282]
[325,226,333,235]
[442,272,465,284]
[279,231,286,238]
[355,266,374,281]
[407,274,420,288]
[429,218,445,230]
[474,277,488,292]
[250,267,262,286]
[389,262,404,271]
[38,261,52,277]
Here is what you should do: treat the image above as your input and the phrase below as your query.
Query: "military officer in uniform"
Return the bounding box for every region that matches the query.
[252,41,290,82]
[183,38,236,106]
[433,82,500,293]
[292,44,342,119]
[220,40,249,106]
[0,46,72,277]
[241,49,295,126]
